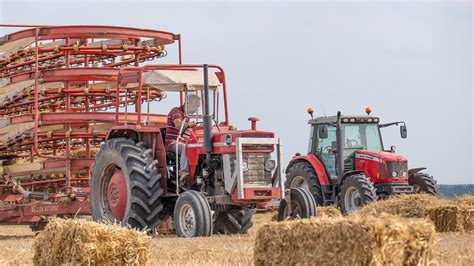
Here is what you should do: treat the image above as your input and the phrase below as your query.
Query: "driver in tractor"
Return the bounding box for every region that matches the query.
[165,94,201,184]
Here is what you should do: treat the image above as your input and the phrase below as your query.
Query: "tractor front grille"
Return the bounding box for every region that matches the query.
[230,152,273,187]
[386,161,408,178]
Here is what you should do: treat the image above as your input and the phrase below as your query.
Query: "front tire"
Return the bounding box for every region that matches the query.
[213,208,255,234]
[340,174,377,215]
[285,162,324,205]
[409,172,438,195]
[277,188,317,221]
[174,191,212,237]
[90,138,164,231]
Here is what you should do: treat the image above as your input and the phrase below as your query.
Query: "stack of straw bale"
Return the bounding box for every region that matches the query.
[33,218,150,266]
[254,215,435,266]
[356,194,473,232]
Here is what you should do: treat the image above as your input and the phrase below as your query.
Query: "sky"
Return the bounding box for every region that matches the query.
[0,0,472,184]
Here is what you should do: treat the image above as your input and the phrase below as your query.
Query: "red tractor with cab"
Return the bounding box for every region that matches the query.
[285,107,438,214]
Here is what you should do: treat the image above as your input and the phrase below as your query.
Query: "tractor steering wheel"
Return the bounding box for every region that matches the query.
[323,146,334,155]
[346,139,359,148]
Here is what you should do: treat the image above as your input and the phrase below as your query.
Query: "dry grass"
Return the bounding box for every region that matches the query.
[0,212,472,265]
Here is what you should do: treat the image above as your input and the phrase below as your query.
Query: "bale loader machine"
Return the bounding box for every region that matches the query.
[0,24,315,236]
[284,107,438,215]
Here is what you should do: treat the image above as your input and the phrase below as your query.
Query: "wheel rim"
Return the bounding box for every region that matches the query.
[99,164,128,222]
[344,187,361,213]
[107,170,128,220]
[287,199,303,219]
[290,176,309,191]
[179,203,196,237]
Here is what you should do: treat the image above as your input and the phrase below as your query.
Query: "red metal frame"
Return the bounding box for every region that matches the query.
[0,24,180,224]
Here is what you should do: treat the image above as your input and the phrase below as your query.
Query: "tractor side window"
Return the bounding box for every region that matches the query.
[316,125,337,177]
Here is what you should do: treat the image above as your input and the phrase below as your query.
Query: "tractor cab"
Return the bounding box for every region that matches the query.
[308,114,384,180]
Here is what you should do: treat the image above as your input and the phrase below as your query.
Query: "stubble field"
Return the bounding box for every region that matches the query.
[0,212,472,265]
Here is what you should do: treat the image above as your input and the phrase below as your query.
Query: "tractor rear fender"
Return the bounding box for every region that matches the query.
[286,154,330,185]
[408,167,427,177]
[106,126,168,186]
[106,126,139,141]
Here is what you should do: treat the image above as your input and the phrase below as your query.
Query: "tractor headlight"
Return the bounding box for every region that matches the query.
[402,171,407,178]
[265,159,276,171]
[391,171,398,177]
[242,161,249,172]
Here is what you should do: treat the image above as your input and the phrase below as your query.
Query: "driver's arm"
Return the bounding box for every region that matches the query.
[173,118,196,129]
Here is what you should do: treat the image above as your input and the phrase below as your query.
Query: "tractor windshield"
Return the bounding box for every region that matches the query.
[343,124,383,152]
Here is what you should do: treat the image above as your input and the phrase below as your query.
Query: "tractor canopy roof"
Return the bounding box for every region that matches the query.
[308,115,380,125]
[141,70,221,92]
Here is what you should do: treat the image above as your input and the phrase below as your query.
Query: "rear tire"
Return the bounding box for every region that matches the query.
[277,188,317,221]
[90,138,164,231]
[409,172,438,195]
[339,174,377,215]
[285,162,324,205]
[174,191,212,237]
[213,208,255,234]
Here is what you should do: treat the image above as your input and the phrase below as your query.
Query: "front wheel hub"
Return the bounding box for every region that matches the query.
[107,170,127,220]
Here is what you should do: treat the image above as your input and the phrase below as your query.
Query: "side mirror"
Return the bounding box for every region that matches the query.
[318,125,328,139]
[400,125,407,138]
[390,145,396,153]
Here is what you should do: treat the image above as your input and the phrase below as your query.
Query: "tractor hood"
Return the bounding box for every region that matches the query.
[355,150,409,181]
[190,126,275,152]
[355,150,407,163]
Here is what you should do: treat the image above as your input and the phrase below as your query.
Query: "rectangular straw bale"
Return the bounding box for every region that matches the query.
[254,216,435,266]
[33,218,150,266]
[428,205,474,233]
[357,194,446,218]
[357,194,473,232]
[452,194,474,206]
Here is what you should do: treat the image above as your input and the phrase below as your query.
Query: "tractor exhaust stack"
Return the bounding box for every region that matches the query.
[336,111,344,183]
[203,64,213,163]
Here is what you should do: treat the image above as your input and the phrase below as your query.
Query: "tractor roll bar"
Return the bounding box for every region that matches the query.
[115,64,230,126]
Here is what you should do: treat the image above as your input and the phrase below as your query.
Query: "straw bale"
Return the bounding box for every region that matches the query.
[33,218,150,266]
[254,215,435,266]
[357,194,473,233]
[357,194,446,218]
[315,206,342,218]
[452,194,474,206]
[428,206,474,233]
